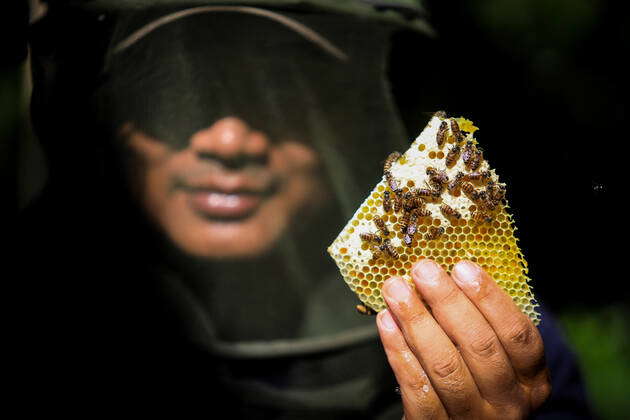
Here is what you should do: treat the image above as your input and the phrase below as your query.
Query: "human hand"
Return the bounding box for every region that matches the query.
[376,259,550,419]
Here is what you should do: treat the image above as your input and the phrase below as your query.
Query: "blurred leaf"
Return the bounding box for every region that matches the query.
[469,0,601,53]
[559,306,630,419]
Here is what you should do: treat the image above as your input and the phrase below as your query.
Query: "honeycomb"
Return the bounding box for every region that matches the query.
[328,112,540,325]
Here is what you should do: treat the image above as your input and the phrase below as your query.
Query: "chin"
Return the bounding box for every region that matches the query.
[165,213,287,260]
[182,237,278,260]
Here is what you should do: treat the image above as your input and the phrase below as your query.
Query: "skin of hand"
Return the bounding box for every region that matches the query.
[376,259,551,419]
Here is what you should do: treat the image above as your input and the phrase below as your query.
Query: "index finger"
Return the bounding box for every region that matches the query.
[450,261,546,382]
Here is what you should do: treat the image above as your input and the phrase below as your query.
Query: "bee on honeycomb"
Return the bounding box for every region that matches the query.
[328,112,540,325]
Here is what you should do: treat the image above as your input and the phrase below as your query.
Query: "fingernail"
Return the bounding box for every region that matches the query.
[453,261,481,290]
[412,259,441,287]
[379,309,397,331]
[384,277,411,302]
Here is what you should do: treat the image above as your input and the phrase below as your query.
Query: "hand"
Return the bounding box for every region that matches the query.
[376,259,551,419]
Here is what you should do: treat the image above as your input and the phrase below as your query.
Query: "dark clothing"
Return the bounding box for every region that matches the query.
[31,254,591,419]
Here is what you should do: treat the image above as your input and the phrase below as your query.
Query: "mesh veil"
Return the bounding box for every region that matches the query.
[29,7,418,348]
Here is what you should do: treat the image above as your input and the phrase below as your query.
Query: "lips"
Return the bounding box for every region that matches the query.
[177,168,278,220]
[187,190,264,220]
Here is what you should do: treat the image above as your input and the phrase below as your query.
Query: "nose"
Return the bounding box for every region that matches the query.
[189,117,270,165]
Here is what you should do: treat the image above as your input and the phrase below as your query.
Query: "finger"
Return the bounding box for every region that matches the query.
[451,261,546,383]
[411,259,522,406]
[376,309,448,420]
[382,276,483,418]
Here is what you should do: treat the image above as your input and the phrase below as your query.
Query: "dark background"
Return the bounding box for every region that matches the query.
[390,0,624,309]
[4,0,628,417]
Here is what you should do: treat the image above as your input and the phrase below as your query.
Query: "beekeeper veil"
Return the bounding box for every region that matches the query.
[29,0,433,350]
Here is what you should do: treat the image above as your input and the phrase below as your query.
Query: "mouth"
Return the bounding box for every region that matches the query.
[186,189,266,220]
[176,169,280,221]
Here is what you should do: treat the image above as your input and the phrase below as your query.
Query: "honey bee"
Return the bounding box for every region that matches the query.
[447,172,465,194]
[415,207,432,218]
[403,198,416,211]
[360,232,382,244]
[434,110,447,119]
[393,191,403,212]
[427,167,449,191]
[436,121,448,148]
[462,141,476,168]
[385,171,400,193]
[471,210,493,225]
[483,198,499,211]
[400,208,421,234]
[445,144,461,167]
[406,209,420,235]
[381,238,399,259]
[402,192,420,211]
[399,210,411,233]
[374,216,390,237]
[383,190,392,213]
[403,234,413,246]
[485,180,496,194]
[415,188,441,200]
[465,171,491,182]
[425,226,445,241]
[461,182,478,200]
[483,181,500,200]
[482,182,504,210]
[497,185,506,201]
[490,183,506,201]
[440,204,462,220]
[384,151,402,173]
[469,148,483,171]
[449,119,463,142]
[405,196,425,211]
[356,303,377,316]
[369,244,383,259]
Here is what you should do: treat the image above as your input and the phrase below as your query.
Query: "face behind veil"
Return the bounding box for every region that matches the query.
[32,7,415,344]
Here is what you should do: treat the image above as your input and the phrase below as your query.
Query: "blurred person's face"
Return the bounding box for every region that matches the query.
[121,117,327,259]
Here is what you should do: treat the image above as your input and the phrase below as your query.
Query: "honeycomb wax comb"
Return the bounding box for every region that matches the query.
[327,112,540,325]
